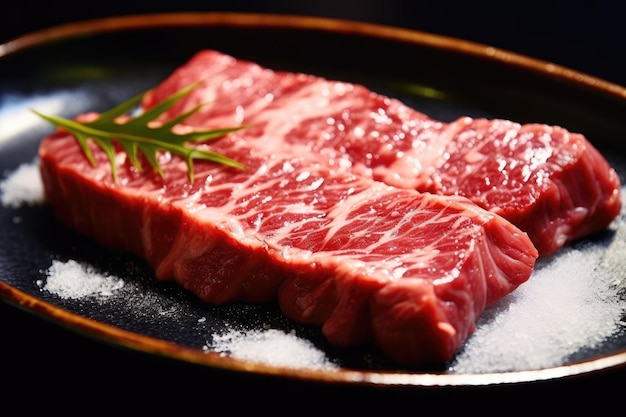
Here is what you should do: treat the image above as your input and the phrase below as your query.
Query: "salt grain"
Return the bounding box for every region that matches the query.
[41,259,124,299]
[0,160,44,208]
[210,328,339,370]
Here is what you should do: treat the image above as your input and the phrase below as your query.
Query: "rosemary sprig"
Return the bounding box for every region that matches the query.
[33,82,247,184]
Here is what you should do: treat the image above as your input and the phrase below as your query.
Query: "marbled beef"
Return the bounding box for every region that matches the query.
[39,107,538,366]
[142,50,622,255]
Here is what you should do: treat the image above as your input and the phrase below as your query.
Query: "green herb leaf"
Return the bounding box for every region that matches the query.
[33,82,247,184]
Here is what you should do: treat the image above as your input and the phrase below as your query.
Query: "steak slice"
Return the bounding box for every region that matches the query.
[39,121,538,366]
[141,50,622,255]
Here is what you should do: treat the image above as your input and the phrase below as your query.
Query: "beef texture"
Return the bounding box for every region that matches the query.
[141,50,622,255]
[39,108,538,366]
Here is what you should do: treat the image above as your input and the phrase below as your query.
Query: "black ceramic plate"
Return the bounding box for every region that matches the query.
[1,12,625,388]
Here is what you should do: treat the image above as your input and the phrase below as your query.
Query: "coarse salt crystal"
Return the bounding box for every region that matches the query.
[0,161,44,208]
[41,259,124,299]
[210,328,339,370]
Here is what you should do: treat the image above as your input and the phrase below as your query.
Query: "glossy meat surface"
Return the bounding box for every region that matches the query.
[39,104,537,366]
[142,50,621,255]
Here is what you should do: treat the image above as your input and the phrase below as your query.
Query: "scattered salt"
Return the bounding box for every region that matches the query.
[209,328,339,370]
[41,259,124,300]
[0,161,44,208]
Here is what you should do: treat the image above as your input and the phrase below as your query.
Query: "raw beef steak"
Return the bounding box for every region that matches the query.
[141,50,622,255]
[39,114,538,366]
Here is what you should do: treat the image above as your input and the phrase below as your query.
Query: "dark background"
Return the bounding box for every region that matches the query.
[1,1,625,411]
[2,0,625,87]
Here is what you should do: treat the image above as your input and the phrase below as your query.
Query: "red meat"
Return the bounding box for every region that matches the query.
[39,118,537,367]
[142,50,621,255]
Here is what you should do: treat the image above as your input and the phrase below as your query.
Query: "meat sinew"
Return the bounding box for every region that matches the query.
[39,102,538,366]
[141,50,622,255]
